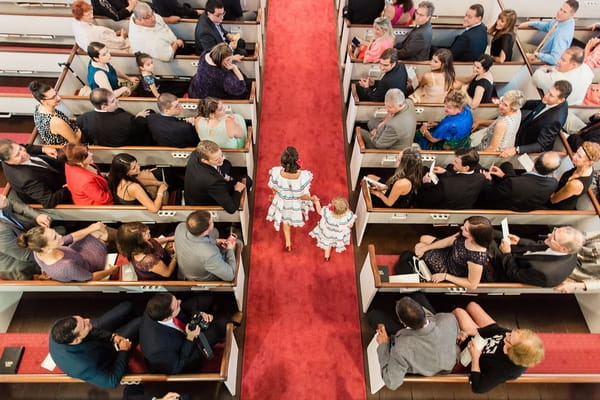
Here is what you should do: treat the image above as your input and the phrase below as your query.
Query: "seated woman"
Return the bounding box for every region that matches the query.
[71,1,131,53]
[471,89,525,151]
[550,141,600,209]
[584,36,600,70]
[29,81,82,145]
[452,302,545,393]
[91,0,136,21]
[381,0,414,26]
[414,216,493,290]
[87,42,138,98]
[414,90,473,150]
[456,54,495,109]
[107,153,168,213]
[117,222,176,280]
[488,9,517,63]
[63,143,112,205]
[409,49,456,104]
[188,43,248,100]
[195,97,247,148]
[17,222,119,282]
[366,148,423,208]
[352,17,395,63]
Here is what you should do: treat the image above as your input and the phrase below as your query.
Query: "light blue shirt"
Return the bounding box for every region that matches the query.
[529,19,575,65]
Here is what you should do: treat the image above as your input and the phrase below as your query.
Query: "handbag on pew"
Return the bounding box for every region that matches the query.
[392,251,432,282]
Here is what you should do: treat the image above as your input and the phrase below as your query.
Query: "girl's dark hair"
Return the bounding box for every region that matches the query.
[135,52,152,68]
[116,222,153,261]
[197,97,220,118]
[465,216,493,249]
[28,80,53,102]
[87,41,105,60]
[107,153,144,200]
[281,146,300,173]
[475,54,494,71]
[387,148,423,194]
[16,226,48,252]
[433,48,456,91]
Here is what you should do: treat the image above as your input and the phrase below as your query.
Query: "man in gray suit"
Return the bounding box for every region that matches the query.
[174,210,241,281]
[0,194,52,279]
[360,89,417,150]
[367,294,460,390]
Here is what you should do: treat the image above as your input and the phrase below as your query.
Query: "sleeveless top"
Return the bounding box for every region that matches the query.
[490,33,514,62]
[475,111,521,151]
[391,5,415,26]
[195,113,247,149]
[132,238,173,280]
[550,168,593,210]
[371,178,415,208]
[114,182,142,205]
[422,73,447,103]
[88,61,119,90]
[467,77,494,104]
[33,105,78,145]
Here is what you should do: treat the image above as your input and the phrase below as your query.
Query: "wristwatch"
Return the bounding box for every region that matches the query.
[515,146,520,155]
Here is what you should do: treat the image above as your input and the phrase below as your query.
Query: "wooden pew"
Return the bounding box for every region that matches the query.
[354,180,598,246]
[0,323,240,395]
[0,45,72,78]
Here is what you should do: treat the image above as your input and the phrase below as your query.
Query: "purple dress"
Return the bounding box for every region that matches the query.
[35,234,107,282]
[131,238,174,280]
[188,51,247,99]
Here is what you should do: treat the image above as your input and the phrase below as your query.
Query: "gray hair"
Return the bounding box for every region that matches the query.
[559,226,585,254]
[418,1,435,17]
[132,2,152,19]
[384,88,405,107]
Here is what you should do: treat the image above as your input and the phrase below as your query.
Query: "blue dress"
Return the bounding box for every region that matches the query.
[415,106,473,150]
[88,62,119,90]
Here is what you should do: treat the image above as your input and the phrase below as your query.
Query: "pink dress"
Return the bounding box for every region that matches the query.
[391,5,415,26]
[585,45,600,69]
[363,38,395,63]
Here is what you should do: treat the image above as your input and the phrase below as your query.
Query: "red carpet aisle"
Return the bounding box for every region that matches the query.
[240,0,366,399]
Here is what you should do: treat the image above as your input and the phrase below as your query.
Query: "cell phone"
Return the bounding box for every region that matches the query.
[352,37,361,47]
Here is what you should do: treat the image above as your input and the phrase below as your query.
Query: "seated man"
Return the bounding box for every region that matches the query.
[448,4,487,62]
[77,88,150,146]
[356,48,408,102]
[489,226,584,287]
[222,0,257,21]
[49,301,141,388]
[395,1,434,61]
[555,230,600,293]
[367,294,460,390]
[184,140,247,213]
[147,93,200,148]
[0,139,71,208]
[139,293,226,374]
[343,0,385,25]
[480,151,561,211]
[417,148,488,209]
[500,80,571,158]
[195,0,247,56]
[175,210,240,281]
[360,89,416,149]
[152,0,201,23]
[0,194,52,280]
[566,111,600,151]
[532,47,593,105]
[518,0,578,65]
[129,2,191,62]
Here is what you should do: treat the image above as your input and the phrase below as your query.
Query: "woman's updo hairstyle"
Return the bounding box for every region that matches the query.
[197,97,220,118]
[87,41,106,60]
[16,226,48,252]
[28,80,53,102]
[209,43,233,68]
[62,143,89,166]
[281,146,300,173]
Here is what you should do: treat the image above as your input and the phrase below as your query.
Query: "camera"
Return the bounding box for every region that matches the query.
[188,313,210,331]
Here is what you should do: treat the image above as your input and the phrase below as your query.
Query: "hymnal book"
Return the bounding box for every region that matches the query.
[518,153,534,172]
[460,334,487,366]
[389,273,419,283]
[377,265,389,283]
[0,346,24,374]
[363,176,387,190]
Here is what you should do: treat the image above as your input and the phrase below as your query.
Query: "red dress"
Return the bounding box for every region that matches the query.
[65,163,113,205]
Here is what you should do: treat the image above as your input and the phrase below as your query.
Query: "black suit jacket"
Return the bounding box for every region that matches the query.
[195,13,229,54]
[494,238,577,287]
[147,114,200,148]
[356,63,408,102]
[486,170,558,212]
[344,0,384,24]
[184,156,241,213]
[449,23,487,62]
[515,100,568,153]
[567,113,600,151]
[395,21,432,61]
[139,312,202,374]
[2,146,71,208]
[417,166,488,209]
[77,109,148,147]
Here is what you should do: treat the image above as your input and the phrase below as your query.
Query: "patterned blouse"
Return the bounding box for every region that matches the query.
[33,105,78,145]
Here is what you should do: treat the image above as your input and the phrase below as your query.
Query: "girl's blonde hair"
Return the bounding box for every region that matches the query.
[331,196,350,216]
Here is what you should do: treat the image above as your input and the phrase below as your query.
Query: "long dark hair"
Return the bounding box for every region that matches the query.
[464,216,493,249]
[116,222,153,260]
[386,148,423,194]
[107,153,145,200]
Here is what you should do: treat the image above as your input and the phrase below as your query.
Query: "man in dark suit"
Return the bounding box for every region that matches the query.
[395,1,434,61]
[194,0,246,56]
[501,80,571,158]
[417,148,488,209]
[77,88,150,147]
[49,301,141,388]
[0,139,71,208]
[567,111,600,151]
[147,93,200,148]
[0,194,51,280]
[490,226,584,287]
[184,140,246,213]
[356,48,408,102]
[449,4,487,62]
[139,293,226,374]
[480,151,561,211]
[344,0,384,24]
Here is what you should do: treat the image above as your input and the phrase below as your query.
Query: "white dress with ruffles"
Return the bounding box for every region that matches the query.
[266,166,314,230]
[309,206,357,252]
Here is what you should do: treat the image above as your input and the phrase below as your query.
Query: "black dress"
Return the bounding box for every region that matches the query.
[91,0,131,21]
[467,77,494,104]
[549,168,593,210]
[490,33,514,62]
[371,190,414,208]
[422,236,487,276]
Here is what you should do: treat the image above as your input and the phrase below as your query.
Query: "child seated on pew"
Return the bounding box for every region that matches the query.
[135,52,160,98]
[309,196,356,262]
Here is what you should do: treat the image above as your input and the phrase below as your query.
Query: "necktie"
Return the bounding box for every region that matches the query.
[173,317,187,332]
[534,23,557,54]
[30,157,58,174]
[529,103,546,120]
[0,211,24,230]
[216,166,224,177]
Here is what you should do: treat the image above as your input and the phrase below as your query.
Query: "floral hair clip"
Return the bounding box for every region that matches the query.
[329,205,335,211]
[296,159,304,168]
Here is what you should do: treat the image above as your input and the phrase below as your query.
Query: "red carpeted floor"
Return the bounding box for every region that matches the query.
[240,0,366,399]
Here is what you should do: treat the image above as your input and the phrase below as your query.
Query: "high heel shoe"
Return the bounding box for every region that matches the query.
[285,245,292,252]
[324,256,330,262]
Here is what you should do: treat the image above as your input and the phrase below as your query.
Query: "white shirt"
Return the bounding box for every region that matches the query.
[129,14,178,62]
[532,63,594,105]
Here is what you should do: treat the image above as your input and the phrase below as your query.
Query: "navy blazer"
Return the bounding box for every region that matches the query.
[515,100,568,153]
[449,23,488,62]
[184,155,241,213]
[195,13,229,54]
[147,113,200,148]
